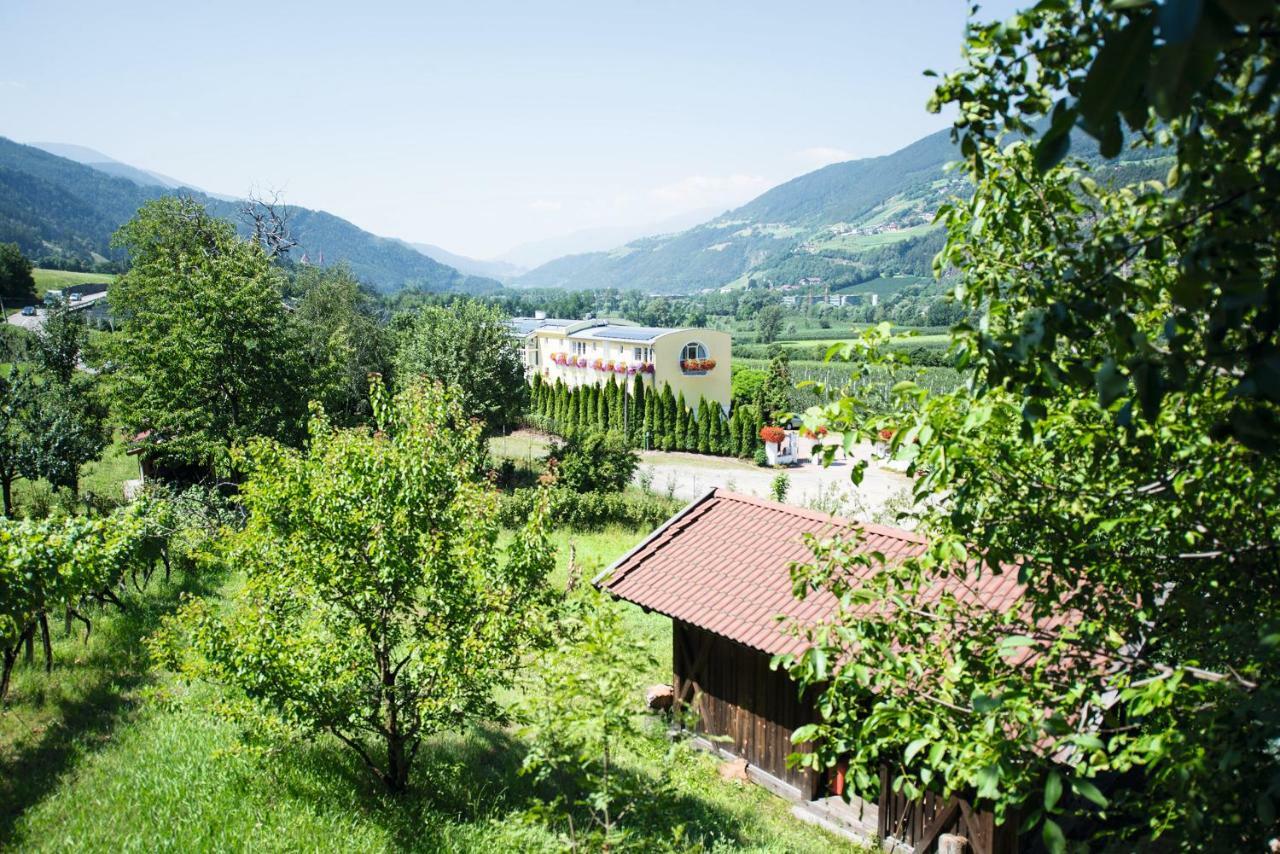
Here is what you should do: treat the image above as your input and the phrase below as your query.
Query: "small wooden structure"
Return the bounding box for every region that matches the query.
[674,619,819,796]
[595,489,1024,854]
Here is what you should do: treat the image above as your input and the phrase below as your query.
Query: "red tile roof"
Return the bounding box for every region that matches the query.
[595,488,941,656]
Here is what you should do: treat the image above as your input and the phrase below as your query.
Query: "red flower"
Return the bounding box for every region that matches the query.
[760,426,786,444]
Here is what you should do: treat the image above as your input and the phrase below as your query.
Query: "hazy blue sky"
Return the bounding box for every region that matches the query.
[0,1,1019,259]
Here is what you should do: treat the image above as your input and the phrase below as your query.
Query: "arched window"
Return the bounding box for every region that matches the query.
[681,342,707,362]
[680,341,712,374]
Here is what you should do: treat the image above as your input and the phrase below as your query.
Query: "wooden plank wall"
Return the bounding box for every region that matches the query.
[672,621,819,798]
[877,765,1020,854]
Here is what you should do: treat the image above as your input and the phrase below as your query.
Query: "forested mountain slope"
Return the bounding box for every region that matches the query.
[515,127,1166,295]
[0,138,500,293]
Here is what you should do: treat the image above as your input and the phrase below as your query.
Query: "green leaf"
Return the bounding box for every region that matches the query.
[1096,359,1129,408]
[1078,16,1154,136]
[1042,817,1067,853]
[1044,770,1063,811]
[904,738,930,764]
[1072,777,1109,807]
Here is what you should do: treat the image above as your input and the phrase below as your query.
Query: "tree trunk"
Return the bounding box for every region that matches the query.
[1,474,12,518]
[0,644,18,701]
[39,612,52,673]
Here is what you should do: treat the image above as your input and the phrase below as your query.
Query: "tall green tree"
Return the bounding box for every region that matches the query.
[393,299,526,436]
[756,303,784,345]
[786,4,1280,850]
[159,378,554,792]
[0,244,36,307]
[0,370,34,517]
[659,383,676,451]
[292,264,390,428]
[674,393,689,452]
[109,197,307,473]
[631,380,646,446]
[758,350,793,423]
[22,308,107,499]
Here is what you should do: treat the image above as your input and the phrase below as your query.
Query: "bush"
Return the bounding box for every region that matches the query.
[770,473,789,503]
[753,448,769,467]
[547,430,638,494]
[497,487,682,532]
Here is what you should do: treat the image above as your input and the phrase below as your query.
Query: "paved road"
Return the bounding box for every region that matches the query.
[7,292,109,332]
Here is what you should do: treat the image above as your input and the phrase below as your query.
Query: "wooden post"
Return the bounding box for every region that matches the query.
[938,833,968,854]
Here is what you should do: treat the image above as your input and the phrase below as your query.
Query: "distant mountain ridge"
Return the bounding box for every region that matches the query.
[405,242,526,281]
[512,127,1165,295]
[512,129,959,294]
[0,138,501,293]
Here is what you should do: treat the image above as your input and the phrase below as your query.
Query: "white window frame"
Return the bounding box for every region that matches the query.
[681,341,708,362]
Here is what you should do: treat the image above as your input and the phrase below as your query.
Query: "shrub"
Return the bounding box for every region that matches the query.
[497,487,681,532]
[770,473,789,503]
[546,430,638,494]
[753,448,769,467]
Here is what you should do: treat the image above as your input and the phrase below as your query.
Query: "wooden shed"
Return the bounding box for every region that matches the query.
[595,488,1025,854]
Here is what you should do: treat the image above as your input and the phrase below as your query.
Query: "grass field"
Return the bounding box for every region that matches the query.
[0,524,861,852]
[810,223,936,253]
[774,332,951,350]
[833,275,934,298]
[31,269,116,299]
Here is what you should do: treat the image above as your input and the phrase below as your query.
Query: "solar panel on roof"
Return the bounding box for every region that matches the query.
[588,326,671,341]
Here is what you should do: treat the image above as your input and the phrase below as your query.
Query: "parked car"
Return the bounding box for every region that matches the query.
[20,305,36,317]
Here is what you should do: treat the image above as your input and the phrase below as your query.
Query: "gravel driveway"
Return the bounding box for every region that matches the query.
[635,441,917,524]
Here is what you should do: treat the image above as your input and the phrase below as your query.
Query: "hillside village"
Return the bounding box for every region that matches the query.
[0,3,1276,854]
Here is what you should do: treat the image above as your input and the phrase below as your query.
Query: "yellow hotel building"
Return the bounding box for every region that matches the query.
[509,316,732,412]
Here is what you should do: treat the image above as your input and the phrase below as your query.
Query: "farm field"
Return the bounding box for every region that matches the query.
[774,332,951,349]
[31,268,116,298]
[833,275,934,298]
[0,525,862,853]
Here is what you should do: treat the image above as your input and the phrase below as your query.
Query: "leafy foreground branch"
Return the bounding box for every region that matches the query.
[154,377,556,792]
[786,2,1280,850]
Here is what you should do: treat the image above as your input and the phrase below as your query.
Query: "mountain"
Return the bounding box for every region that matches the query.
[29,142,205,193]
[405,242,526,281]
[495,207,722,270]
[513,128,1167,295]
[0,138,501,293]
[512,130,958,294]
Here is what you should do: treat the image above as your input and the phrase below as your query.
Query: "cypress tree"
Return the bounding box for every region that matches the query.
[660,384,676,451]
[697,399,712,454]
[631,380,646,446]
[611,376,624,434]
[711,405,726,455]
[684,400,698,451]
[727,408,740,457]
[675,393,689,452]
[600,379,613,432]
[642,386,655,449]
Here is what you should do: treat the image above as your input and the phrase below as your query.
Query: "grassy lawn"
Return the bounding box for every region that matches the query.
[0,524,861,852]
[489,429,553,464]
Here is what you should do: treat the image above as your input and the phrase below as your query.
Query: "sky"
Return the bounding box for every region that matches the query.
[0,1,1020,261]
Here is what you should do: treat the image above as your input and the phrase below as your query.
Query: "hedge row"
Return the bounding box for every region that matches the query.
[528,374,767,458]
[496,487,684,531]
